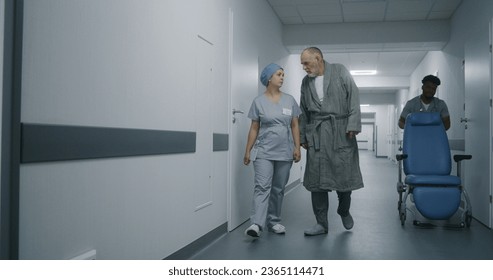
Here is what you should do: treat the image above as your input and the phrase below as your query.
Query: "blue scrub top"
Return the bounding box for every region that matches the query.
[248,93,302,161]
[400,96,449,120]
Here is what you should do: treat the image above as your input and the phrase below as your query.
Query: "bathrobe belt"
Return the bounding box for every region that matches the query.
[311,114,349,151]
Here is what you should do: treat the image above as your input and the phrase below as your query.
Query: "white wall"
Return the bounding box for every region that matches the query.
[360,92,396,105]
[18,0,289,260]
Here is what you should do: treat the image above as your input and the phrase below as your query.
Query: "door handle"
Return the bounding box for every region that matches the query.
[460,117,469,129]
[232,109,244,124]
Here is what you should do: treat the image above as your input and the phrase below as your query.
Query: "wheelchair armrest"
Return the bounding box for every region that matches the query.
[453,155,472,162]
[396,154,408,161]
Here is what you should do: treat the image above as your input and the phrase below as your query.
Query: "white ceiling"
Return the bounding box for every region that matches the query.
[267,0,464,96]
[267,0,462,25]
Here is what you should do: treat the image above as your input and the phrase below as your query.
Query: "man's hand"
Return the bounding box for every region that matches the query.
[293,148,301,163]
[347,131,359,139]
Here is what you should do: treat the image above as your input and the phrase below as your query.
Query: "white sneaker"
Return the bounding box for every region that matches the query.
[270,224,286,234]
[245,224,261,237]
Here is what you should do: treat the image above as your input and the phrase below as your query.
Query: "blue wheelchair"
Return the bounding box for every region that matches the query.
[396,112,472,227]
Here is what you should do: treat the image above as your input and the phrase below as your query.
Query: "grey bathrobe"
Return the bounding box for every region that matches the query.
[299,61,364,192]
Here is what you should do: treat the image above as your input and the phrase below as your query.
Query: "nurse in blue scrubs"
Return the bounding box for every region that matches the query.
[243,63,302,238]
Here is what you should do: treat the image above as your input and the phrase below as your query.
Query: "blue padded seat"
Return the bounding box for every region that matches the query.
[413,187,461,219]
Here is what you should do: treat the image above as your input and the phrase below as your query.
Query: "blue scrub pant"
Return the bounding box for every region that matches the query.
[251,159,293,230]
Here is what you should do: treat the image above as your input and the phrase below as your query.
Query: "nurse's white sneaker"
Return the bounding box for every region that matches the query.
[245,224,261,237]
[270,224,286,234]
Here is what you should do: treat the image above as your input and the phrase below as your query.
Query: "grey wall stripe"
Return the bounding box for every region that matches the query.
[213,133,229,151]
[165,222,227,260]
[21,123,196,163]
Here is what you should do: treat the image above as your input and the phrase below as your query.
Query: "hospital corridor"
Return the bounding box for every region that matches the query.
[1,0,493,263]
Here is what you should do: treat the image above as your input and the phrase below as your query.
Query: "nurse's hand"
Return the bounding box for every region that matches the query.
[243,154,250,165]
[293,148,301,163]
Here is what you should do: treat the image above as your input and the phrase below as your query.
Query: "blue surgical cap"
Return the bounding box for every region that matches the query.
[260,63,282,87]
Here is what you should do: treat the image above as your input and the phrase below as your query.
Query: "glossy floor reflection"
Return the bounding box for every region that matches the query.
[192,151,493,260]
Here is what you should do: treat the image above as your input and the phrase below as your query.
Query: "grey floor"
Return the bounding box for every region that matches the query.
[192,151,493,260]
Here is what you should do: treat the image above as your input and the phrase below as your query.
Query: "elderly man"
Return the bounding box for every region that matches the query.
[299,47,364,236]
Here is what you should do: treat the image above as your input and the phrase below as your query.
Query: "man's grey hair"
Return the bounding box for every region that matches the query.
[303,47,324,59]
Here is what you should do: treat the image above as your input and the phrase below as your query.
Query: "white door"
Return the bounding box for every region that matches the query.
[463,21,492,228]
[194,35,213,211]
[227,9,257,231]
[360,124,374,151]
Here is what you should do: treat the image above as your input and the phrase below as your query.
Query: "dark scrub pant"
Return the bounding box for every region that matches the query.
[311,191,352,230]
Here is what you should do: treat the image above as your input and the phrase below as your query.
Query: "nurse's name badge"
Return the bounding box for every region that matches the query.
[282,108,292,116]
